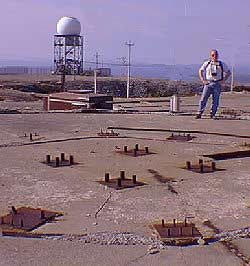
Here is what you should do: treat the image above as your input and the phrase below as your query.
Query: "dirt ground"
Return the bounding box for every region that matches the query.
[0,89,249,266]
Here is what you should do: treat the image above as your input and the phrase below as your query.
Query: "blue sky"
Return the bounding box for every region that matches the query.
[0,0,250,65]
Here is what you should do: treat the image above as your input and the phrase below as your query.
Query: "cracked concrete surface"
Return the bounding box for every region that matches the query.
[0,92,249,265]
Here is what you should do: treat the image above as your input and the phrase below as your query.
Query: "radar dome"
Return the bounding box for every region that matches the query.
[57,17,81,35]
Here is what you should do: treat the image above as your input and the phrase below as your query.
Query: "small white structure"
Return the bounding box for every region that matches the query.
[57,16,81,35]
[170,94,180,113]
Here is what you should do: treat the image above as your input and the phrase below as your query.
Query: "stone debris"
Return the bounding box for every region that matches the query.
[147,245,160,255]
[53,232,163,248]
[216,227,250,242]
[40,227,250,248]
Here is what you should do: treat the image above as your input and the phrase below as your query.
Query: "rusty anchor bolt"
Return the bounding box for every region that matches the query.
[161,219,165,227]
[132,174,137,184]
[55,157,60,167]
[29,133,33,141]
[11,206,17,215]
[173,219,176,227]
[124,146,128,153]
[135,144,139,151]
[199,159,204,173]
[120,171,125,180]
[180,227,183,236]
[184,218,187,227]
[46,155,51,164]
[117,178,122,187]
[105,173,110,183]
[145,147,149,154]
[41,210,45,219]
[69,155,74,165]
[187,134,192,141]
[211,161,216,171]
[61,153,65,161]
[20,219,24,227]
[133,149,137,157]
[199,162,204,173]
[186,161,191,169]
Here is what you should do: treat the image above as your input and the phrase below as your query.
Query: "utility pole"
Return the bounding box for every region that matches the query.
[184,0,189,16]
[230,63,234,93]
[94,69,97,94]
[95,52,100,70]
[230,47,235,93]
[125,41,135,98]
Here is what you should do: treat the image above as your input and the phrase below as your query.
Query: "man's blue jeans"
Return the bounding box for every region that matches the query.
[198,82,221,117]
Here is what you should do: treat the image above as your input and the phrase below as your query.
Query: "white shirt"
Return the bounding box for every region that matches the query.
[200,60,229,82]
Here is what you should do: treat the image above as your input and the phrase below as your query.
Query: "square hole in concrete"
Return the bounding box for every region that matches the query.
[0,207,63,232]
[151,219,202,245]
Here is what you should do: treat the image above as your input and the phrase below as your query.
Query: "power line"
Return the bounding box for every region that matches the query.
[83,60,198,68]
[117,57,127,76]
[84,60,125,67]
[117,56,127,65]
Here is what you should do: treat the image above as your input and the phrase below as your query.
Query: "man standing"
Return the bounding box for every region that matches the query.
[196,49,231,119]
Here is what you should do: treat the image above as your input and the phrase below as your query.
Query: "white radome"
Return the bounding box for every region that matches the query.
[57,16,81,35]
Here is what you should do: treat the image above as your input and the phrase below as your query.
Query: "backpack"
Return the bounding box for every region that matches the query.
[205,60,224,81]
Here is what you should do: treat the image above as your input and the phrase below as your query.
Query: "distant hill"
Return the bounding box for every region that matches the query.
[109,63,250,84]
[0,58,51,67]
[130,64,200,81]
[0,59,249,84]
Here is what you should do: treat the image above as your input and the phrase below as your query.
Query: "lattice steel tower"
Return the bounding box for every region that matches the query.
[54,17,84,75]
